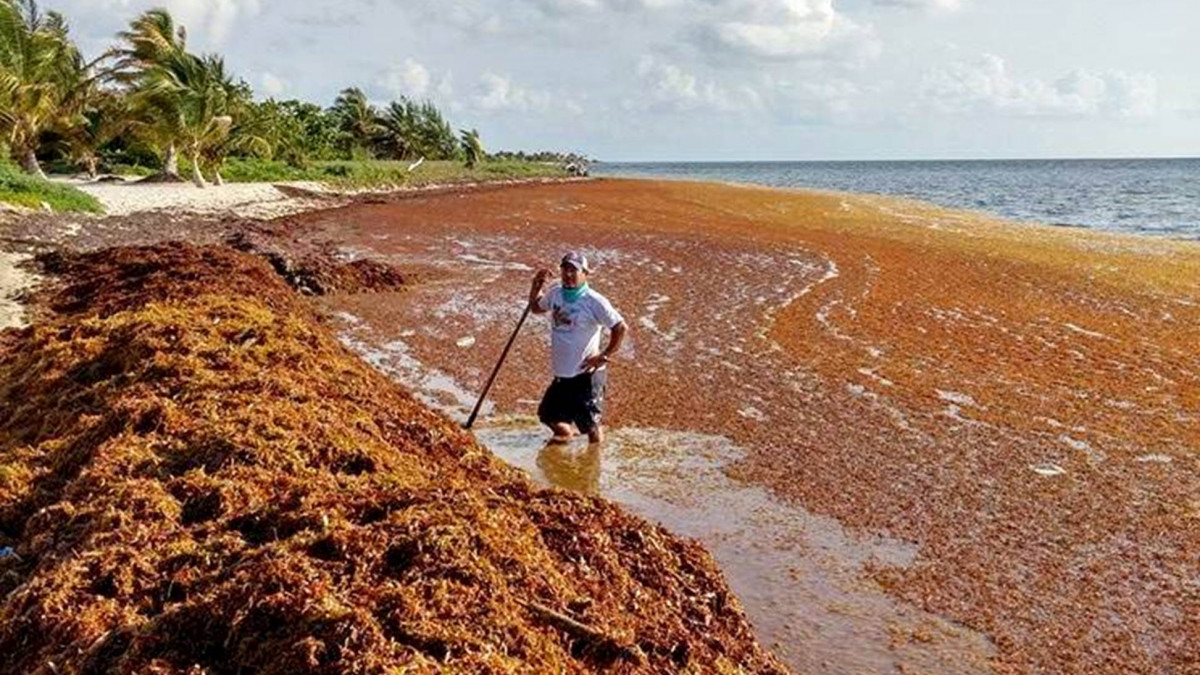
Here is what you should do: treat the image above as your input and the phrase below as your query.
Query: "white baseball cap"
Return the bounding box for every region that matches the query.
[560,251,590,272]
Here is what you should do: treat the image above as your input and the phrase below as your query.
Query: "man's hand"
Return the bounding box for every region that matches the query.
[531,268,553,291]
[529,268,554,313]
[581,353,609,373]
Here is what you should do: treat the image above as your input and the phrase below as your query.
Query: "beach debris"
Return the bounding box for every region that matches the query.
[1029,463,1067,477]
[523,600,647,665]
[456,335,476,348]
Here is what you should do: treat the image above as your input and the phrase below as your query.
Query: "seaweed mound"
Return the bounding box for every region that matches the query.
[226,227,408,296]
[0,243,786,674]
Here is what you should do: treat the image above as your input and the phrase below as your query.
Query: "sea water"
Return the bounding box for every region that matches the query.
[594,158,1200,240]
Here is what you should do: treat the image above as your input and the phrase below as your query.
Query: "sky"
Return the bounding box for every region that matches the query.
[50,0,1200,161]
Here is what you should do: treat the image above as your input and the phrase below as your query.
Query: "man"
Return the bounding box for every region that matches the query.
[529,251,627,444]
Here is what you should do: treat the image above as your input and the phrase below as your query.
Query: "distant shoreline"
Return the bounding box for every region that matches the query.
[593,158,1200,241]
[595,155,1200,164]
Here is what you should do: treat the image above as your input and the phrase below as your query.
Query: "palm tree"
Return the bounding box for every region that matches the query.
[376,99,416,160]
[0,0,82,178]
[114,8,189,180]
[330,87,378,159]
[413,100,456,160]
[201,77,268,185]
[118,10,247,187]
[459,127,484,169]
[58,87,129,178]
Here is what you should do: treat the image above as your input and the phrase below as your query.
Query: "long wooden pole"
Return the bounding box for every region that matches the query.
[464,302,532,429]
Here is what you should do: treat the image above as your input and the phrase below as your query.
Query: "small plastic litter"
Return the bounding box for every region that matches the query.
[1030,463,1066,477]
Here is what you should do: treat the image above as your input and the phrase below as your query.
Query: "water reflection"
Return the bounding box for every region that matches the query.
[537,440,602,495]
[477,418,997,675]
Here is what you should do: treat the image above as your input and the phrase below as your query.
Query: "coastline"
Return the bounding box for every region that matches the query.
[3,176,1198,673]
[594,160,1200,243]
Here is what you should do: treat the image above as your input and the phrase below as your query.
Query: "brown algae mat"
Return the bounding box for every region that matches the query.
[0,243,787,674]
[287,178,1200,674]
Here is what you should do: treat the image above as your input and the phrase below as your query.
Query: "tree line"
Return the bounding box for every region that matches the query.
[0,0,487,186]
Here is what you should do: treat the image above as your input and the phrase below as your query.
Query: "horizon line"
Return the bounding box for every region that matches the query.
[596,154,1200,164]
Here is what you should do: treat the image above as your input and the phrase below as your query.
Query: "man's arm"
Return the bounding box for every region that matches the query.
[582,321,627,372]
[529,268,553,314]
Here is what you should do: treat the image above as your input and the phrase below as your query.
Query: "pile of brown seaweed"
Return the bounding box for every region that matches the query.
[226,226,409,296]
[0,243,786,674]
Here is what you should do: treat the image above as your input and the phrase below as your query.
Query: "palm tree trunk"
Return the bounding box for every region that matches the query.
[163,144,180,177]
[85,156,99,180]
[20,148,46,180]
[191,151,207,188]
[213,169,225,186]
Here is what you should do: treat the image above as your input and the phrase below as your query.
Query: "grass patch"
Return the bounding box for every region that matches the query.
[217,158,568,190]
[104,163,157,178]
[0,162,103,213]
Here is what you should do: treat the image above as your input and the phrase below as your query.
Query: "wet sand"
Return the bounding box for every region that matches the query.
[286,178,1200,674]
[0,251,36,329]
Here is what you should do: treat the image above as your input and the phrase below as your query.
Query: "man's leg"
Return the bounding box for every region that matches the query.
[578,370,606,445]
[538,379,577,442]
[550,422,576,443]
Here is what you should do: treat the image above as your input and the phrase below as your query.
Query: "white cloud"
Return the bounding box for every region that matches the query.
[436,74,455,99]
[868,0,964,11]
[380,58,432,98]
[690,0,881,64]
[624,55,862,123]
[526,0,682,15]
[473,72,581,115]
[528,0,603,15]
[628,56,761,113]
[921,54,1159,118]
[59,0,262,45]
[260,71,286,97]
[759,75,861,123]
[397,0,505,35]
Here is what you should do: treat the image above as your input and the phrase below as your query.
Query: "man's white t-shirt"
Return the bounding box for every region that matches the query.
[537,285,623,378]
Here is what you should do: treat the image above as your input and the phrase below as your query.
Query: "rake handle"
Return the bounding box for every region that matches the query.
[464,302,533,429]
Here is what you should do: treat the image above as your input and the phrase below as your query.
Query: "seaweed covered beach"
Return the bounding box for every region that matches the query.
[2,177,1199,674]
[288,179,1199,674]
[0,236,785,673]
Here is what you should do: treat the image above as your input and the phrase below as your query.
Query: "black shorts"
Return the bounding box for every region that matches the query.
[538,370,607,434]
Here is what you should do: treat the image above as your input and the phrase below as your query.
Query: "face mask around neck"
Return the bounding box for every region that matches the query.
[562,281,588,303]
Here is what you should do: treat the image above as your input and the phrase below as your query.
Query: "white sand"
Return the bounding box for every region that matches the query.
[0,251,37,330]
[0,179,330,330]
[58,177,330,219]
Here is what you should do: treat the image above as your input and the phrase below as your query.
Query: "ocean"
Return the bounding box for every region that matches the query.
[593,158,1200,240]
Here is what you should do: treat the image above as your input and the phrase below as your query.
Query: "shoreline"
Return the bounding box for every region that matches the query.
[592,169,1200,244]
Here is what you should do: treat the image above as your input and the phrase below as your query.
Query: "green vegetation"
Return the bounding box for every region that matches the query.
[0,0,581,207]
[218,158,565,189]
[0,160,101,212]
[0,0,89,179]
[460,128,484,169]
